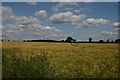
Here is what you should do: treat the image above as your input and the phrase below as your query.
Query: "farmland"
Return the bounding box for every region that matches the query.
[2,42,119,78]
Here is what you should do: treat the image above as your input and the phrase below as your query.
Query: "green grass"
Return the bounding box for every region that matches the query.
[2,42,119,78]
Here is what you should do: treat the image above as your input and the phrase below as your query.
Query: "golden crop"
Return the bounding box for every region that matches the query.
[2,42,119,78]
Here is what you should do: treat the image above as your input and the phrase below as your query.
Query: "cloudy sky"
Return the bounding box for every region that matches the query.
[2,2,119,41]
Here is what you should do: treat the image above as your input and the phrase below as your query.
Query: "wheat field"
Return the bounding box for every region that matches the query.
[2,42,119,78]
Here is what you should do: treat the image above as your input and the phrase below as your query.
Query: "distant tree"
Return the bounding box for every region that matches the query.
[62,40,64,42]
[115,39,120,43]
[99,40,104,43]
[2,39,3,41]
[107,39,109,43]
[23,40,26,42]
[73,39,76,43]
[89,37,92,42]
[8,40,10,41]
[66,36,74,43]
[111,40,114,43]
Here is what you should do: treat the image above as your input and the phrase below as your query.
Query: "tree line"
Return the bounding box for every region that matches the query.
[1,36,120,43]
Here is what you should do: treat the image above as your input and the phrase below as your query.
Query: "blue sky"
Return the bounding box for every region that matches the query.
[2,2,119,41]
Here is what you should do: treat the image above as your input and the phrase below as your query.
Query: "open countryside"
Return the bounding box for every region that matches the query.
[2,42,119,78]
[2,2,120,79]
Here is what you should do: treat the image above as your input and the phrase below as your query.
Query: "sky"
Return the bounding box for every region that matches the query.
[1,2,120,41]
[1,0,120,2]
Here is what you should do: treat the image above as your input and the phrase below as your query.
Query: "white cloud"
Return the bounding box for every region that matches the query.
[52,2,78,12]
[84,18,110,26]
[74,18,110,28]
[52,7,59,12]
[2,24,24,40]
[15,16,61,32]
[16,16,40,28]
[65,7,89,14]
[2,6,61,40]
[2,15,62,40]
[27,2,37,5]
[3,24,23,32]
[102,31,118,36]
[74,10,81,13]
[64,8,73,11]
[2,6,54,40]
[0,24,2,29]
[0,7,2,20]
[49,11,73,23]
[114,27,120,31]
[72,14,87,21]
[35,10,47,17]
[3,23,62,40]
[49,11,86,24]
[112,22,120,27]
[2,6,15,21]
[32,25,62,39]
[42,26,61,32]
[26,0,37,5]
[100,28,119,40]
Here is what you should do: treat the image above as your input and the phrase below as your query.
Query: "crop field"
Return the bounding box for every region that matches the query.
[2,42,119,78]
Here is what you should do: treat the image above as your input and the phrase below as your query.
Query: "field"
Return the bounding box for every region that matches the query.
[2,42,119,78]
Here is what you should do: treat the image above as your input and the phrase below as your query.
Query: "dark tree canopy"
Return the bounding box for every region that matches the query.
[99,40,104,43]
[73,39,76,42]
[107,39,109,42]
[89,37,92,42]
[115,39,120,43]
[66,36,74,43]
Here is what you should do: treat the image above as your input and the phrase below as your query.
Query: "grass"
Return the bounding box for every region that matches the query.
[2,42,119,78]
